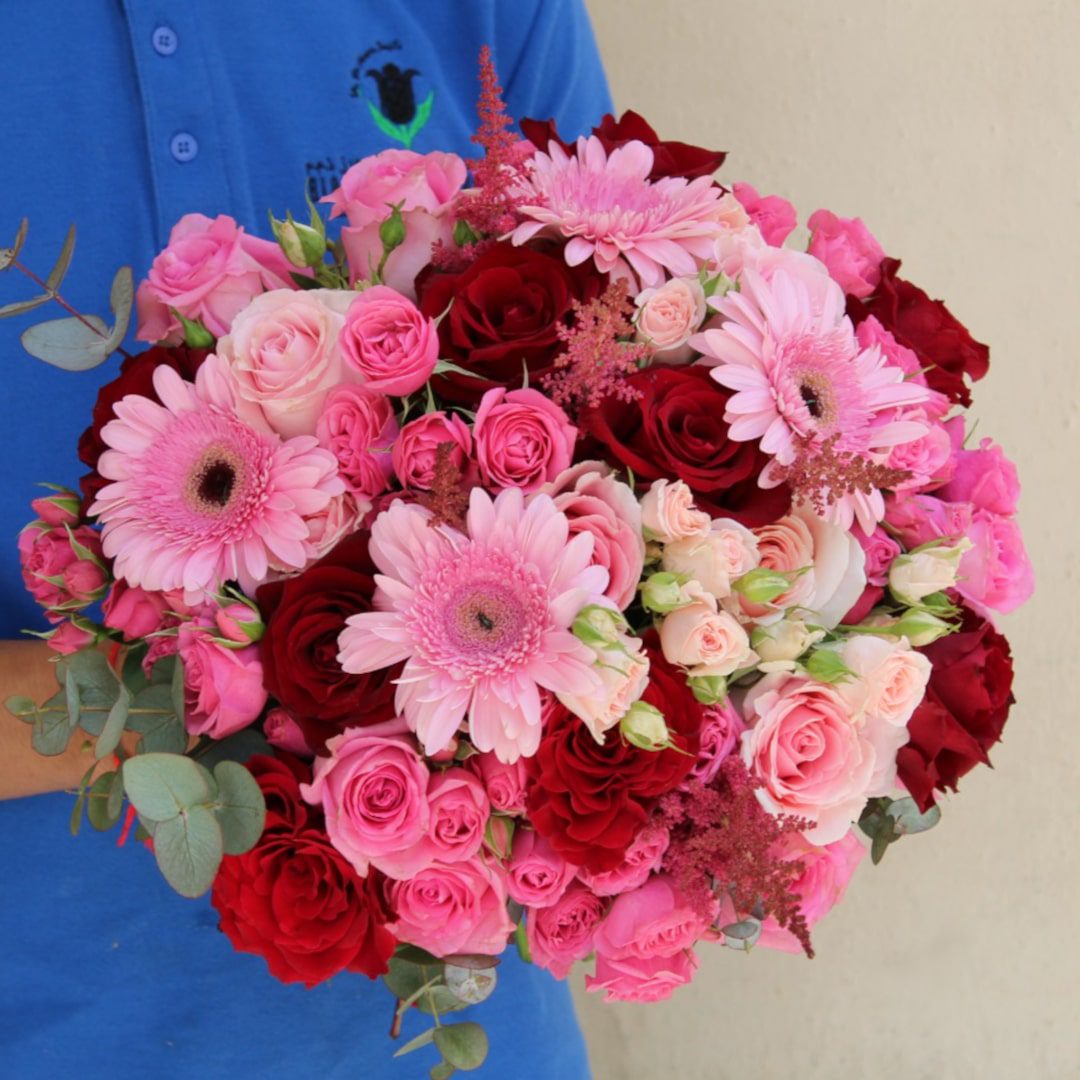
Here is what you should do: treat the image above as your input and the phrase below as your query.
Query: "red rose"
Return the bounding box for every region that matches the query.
[78,344,210,509]
[578,365,788,526]
[212,754,396,987]
[897,606,1016,810]
[417,241,602,405]
[527,642,704,872]
[520,111,727,182]
[257,531,398,750]
[848,258,990,407]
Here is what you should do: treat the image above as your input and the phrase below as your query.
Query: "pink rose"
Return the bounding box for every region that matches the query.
[741,673,875,844]
[467,752,528,815]
[885,493,973,551]
[806,209,886,299]
[315,385,398,499]
[393,411,474,491]
[30,489,80,528]
[18,522,105,620]
[578,824,670,897]
[557,632,650,744]
[102,581,171,640]
[297,491,366,563]
[634,277,707,364]
[339,286,439,396]
[178,620,268,739]
[856,316,931,389]
[732,182,797,247]
[505,829,578,909]
[659,602,755,678]
[264,707,313,757]
[586,948,699,1003]
[473,387,576,492]
[527,882,607,979]
[216,289,355,437]
[958,511,1035,618]
[685,702,746,786]
[592,875,710,961]
[758,830,866,953]
[856,527,901,588]
[885,408,954,492]
[342,211,454,300]
[640,479,710,544]
[543,462,645,610]
[938,437,1021,516]
[301,731,431,878]
[48,620,96,655]
[135,213,296,343]
[386,857,514,958]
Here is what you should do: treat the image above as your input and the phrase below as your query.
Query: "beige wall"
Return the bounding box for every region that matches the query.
[573,2,1079,1077]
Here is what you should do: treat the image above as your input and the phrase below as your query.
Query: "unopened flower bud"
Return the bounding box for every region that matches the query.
[732,567,798,605]
[31,488,80,528]
[572,604,626,649]
[751,619,822,664]
[379,203,407,254]
[640,571,688,614]
[271,212,326,269]
[620,701,670,752]
[214,599,265,645]
[890,609,954,647]
[687,674,727,705]
[888,540,972,607]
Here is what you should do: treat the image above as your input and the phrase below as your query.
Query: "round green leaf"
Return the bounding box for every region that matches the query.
[212,761,266,855]
[123,753,215,822]
[152,805,224,898]
[433,1022,489,1072]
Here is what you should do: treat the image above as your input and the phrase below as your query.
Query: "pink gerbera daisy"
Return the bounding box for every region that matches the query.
[338,488,608,763]
[90,356,343,595]
[511,137,727,288]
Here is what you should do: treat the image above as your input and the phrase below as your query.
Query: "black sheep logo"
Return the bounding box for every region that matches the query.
[352,59,433,149]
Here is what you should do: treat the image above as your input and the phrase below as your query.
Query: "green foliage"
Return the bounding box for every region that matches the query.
[212,761,266,854]
[152,806,224,898]
[0,217,29,271]
[433,1023,489,1072]
[123,753,216,820]
[87,770,125,831]
[859,796,942,865]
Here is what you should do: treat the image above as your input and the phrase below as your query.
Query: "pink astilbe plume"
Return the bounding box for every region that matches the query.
[542,280,648,415]
[659,758,814,957]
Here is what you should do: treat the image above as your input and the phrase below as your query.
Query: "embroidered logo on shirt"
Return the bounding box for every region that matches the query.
[351,40,434,149]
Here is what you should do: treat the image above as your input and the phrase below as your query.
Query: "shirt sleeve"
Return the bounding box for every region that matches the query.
[497,0,612,138]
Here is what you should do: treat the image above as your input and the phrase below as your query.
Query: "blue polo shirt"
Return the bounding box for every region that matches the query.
[0,4,610,1077]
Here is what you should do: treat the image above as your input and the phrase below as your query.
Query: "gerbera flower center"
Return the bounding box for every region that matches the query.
[452,588,517,648]
[796,372,833,423]
[185,442,247,515]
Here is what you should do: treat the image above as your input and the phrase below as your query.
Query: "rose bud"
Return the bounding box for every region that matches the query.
[30,488,81,528]
[620,701,672,752]
[214,599,266,645]
[888,540,972,607]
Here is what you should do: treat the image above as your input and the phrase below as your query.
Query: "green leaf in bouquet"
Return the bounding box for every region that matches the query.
[69,761,98,837]
[148,654,178,686]
[433,1022,489,1072]
[170,654,186,726]
[0,217,29,272]
[95,683,132,760]
[211,761,266,855]
[20,314,111,370]
[0,294,51,319]
[192,729,271,768]
[122,752,216,822]
[120,645,150,693]
[152,805,224,898]
[429,1062,456,1080]
[393,1026,436,1058]
[63,648,121,710]
[416,985,467,1018]
[32,691,77,756]
[87,770,125,831]
[514,920,531,964]
[395,945,443,966]
[45,225,76,293]
[4,695,37,717]
[444,963,497,1006]
[886,796,942,836]
[128,684,186,754]
[106,265,134,346]
[385,955,438,1002]
[64,666,81,730]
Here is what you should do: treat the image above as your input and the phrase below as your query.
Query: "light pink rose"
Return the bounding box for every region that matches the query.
[578,824,670,897]
[856,527,901,588]
[741,672,875,844]
[341,211,454,300]
[634,277,707,364]
[466,752,528,815]
[586,948,699,1003]
[263,707,313,757]
[806,209,886,299]
[315,385,398,499]
[102,581,171,640]
[505,829,578,908]
[135,213,297,343]
[216,289,355,437]
[473,387,576,492]
[18,523,105,621]
[939,437,1021,516]
[592,875,711,962]
[732,182,797,247]
[640,479,710,544]
[543,462,645,610]
[48,620,96,655]
[386,856,514,958]
[178,620,268,739]
[301,491,366,562]
[685,702,747,786]
[527,882,607,979]
[958,511,1035,617]
[758,830,866,953]
[885,408,954,492]
[661,518,759,601]
[338,286,439,396]
[300,731,431,878]
[659,602,755,678]
[557,631,650,743]
[392,411,474,491]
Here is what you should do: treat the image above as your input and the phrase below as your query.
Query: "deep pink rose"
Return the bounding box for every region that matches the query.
[136,213,296,342]
[807,209,886,299]
[339,286,439,396]
[505,829,578,909]
[939,437,1021,516]
[48,620,96,655]
[18,522,104,621]
[586,948,699,1003]
[732,182,797,246]
[758,830,867,953]
[315,384,398,500]
[958,511,1034,617]
[592,875,709,961]
[542,462,645,610]
[386,857,515,958]
[473,387,576,492]
[856,527,902,588]
[264,708,314,758]
[102,581,172,641]
[885,409,955,492]
[30,489,80,528]
[178,621,268,739]
[885,493,974,551]
[301,731,431,879]
[467,752,528,816]
[577,824,670,898]
[527,882,607,979]
[685,703,746,787]
[392,411,474,491]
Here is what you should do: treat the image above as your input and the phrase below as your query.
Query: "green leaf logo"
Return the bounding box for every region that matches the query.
[366,91,434,149]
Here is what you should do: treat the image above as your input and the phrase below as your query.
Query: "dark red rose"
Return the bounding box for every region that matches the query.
[212,753,396,987]
[526,642,704,872]
[416,241,602,405]
[578,365,789,526]
[848,258,989,407]
[78,344,210,509]
[521,111,727,182]
[897,606,1015,811]
[257,531,398,750]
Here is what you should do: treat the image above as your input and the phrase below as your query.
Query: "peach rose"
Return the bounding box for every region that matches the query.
[659,602,756,678]
[558,631,650,743]
[660,518,759,601]
[640,479,710,543]
[634,277,707,364]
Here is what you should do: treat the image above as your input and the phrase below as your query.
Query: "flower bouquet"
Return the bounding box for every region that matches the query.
[3,48,1032,1076]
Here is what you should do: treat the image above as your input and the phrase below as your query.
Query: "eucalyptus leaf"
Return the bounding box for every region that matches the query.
[69,761,97,837]
[416,985,467,1018]
[430,1063,455,1080]
[212,761,266,855]
[152,805,224,898]
[433,1023,489,1072]
[65,648,121,709]
[64,667,81,730]
[105,266,134,349]
[106,768,125,822]
[95,683,132,759]
[0,294,50,319]
[170,654,185,726]
[87,771,123,831]
[122,752,215,822]
[45,225,76,293]
[395,945,442,966]
[32,705,75,756]
[20,314,110,370]
[887,797,942,836]
[393,1027,436,1058]
[193,729,270,768]
[444,964,497,1005]
[128,684,186,754]
[0,217,29,270]
[4,695,36,717]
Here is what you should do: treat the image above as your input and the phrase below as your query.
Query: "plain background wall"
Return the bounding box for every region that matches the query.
[572,2,1079,1077]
